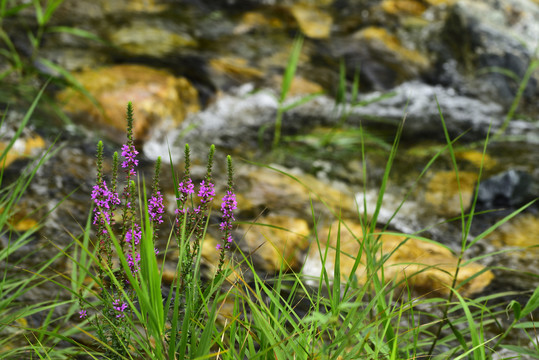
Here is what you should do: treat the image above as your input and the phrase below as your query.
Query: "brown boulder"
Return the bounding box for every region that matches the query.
[57,64,199,143]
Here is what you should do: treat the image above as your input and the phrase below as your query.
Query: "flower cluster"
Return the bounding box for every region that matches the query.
[112,299,128,319]
[175,179,215,218]
[148,191,165,224]
[91,181,120,231]
[125,224,142,274]
[121,144,139,176]
[198,180,215,204]
[217,190,237,250]
[178,178,195,197]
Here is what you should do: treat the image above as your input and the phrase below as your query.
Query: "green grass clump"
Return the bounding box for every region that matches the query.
[47,100,535,359]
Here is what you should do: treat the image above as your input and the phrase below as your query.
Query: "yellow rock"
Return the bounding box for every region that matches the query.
[234,12,284,34]
[354,26,429,72]
[242,215,310,272]
[304,221,494,296]
[425,0,456,5]
[271,75,324,96]
[0,133,46,169]
[425,170,478,216]
[209,57,264,83]
[455,150,497,170]
[290,4,333,39]
[0,205,40,232]
[381,0,427,16]
[242,167,356,217]
[490,213,539,259]
[57,64,199,143]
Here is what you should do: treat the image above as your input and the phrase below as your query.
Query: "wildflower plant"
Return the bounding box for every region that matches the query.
[79,102,237,358]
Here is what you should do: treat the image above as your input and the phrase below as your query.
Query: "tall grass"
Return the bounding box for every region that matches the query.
[36,98,535,359]
[0,84,84,359]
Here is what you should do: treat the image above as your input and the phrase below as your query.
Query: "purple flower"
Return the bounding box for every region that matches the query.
[127,252,141,273]
[91,181,120,230]
[148,191,165,224]
[218,191,237,250]
[121,144,139,176]
[220,191,237,222]
[112,299,128,318]
[79,310,87,319]
[125,224,142,246]
[198,180,215,204]
[178,178,195,198]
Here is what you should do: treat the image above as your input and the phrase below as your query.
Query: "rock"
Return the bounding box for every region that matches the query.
[107,19,197,56]
[270,75,324,97]
[303,221,494,296]
[425,171,478,217]
[381,0,427,16]
[241,214,310,272]
[351,26,430,87]
[290,3,333,39]
[57,64,200,144]
[490,213,539,255]
[0,131,46,169]
[239,166,356,219]
[209,56,264,87]
[438,0,539,112]
[351,81,506,140]
[476,170,536,211]
[455,150,497,170]
[233,11,285,35]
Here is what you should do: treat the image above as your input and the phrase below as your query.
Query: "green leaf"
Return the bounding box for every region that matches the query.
[46,26,105,44]
[280,35,303,103]
[507,300,521,321]
[499,345,539,359]
[520,285,539,319]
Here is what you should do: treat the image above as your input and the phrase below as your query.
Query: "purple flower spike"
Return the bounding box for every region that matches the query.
[121,144,139,176]
[198,180,215,204]
[218,190,237,251]
[148,191,165,224]
[79,310,87,319]
[91,181,120,231]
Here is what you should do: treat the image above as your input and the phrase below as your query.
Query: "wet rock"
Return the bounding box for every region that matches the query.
[241,214,310,272]
[476,170,536,212]
[303,220,494,296]
[438,0,539,112]
[57,64,200,144]
[351,81,505,140]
